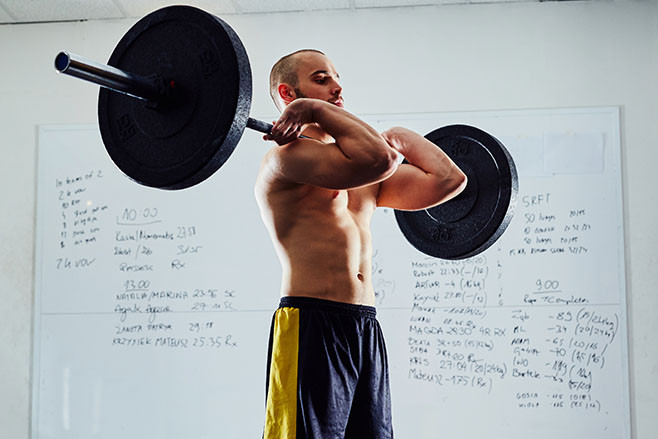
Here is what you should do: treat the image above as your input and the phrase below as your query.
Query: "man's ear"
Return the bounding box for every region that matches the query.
[277,83,296,106]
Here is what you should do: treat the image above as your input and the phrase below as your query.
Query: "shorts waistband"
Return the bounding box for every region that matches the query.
[279,296,377,318]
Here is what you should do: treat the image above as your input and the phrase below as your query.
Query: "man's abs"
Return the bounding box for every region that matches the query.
[256,182,379,305]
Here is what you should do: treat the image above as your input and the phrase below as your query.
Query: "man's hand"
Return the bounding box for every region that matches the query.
[264,99,316,145]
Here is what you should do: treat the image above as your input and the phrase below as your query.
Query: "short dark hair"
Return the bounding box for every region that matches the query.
[269,49,325,110]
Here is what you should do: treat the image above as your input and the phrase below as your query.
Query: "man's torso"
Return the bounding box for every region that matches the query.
[255,157,380,305]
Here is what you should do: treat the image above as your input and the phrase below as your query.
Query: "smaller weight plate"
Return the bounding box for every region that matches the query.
[395,125,518,260]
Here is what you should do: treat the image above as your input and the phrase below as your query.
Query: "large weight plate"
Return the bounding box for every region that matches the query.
[395,125,518,260]
[98,5,251,190]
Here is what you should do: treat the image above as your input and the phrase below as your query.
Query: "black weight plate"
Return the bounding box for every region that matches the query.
[395,125,518,259]
[98,5,252,190]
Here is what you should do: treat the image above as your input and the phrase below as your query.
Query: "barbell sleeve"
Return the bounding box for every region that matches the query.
[55,51,308,138]
[54,51,163,103]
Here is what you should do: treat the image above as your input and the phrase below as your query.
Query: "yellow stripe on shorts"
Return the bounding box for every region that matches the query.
[265,307,300,439]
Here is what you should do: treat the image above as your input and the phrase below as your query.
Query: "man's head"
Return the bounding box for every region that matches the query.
[269,49,343,112]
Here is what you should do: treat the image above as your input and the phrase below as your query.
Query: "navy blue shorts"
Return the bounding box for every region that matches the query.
[264,296,393,439]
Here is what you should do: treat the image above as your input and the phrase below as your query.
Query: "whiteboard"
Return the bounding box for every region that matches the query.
[32,107,629,438]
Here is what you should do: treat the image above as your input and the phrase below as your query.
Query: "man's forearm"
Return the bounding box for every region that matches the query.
[308,100,398,170]
[382,127,467,185]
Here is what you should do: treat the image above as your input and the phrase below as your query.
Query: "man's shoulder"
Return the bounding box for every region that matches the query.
[255,150,305,196]
[255,140,318,188]
[256,141,298,177]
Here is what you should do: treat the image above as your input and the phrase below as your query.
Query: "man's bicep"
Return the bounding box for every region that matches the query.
[376,164,460,210]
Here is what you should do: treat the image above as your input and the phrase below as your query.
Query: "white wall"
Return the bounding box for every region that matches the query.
[1,1,656,437]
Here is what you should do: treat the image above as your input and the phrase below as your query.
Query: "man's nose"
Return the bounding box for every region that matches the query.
[330,80,342,95]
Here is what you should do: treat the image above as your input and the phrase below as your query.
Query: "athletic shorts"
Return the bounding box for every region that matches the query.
[263,296,393,439]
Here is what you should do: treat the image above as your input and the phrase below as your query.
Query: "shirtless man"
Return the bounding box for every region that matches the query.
[256,49,467,439]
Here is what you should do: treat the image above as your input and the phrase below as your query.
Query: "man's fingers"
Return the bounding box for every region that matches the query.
[274,119,289,133]
[264,118,304,145]
[280,124,295,138]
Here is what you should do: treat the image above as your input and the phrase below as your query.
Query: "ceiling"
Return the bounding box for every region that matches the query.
[0,0,595,24]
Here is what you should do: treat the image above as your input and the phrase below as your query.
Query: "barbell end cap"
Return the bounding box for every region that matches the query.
[55,51,70,73]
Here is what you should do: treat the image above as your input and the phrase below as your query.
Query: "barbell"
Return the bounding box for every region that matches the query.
[54,5,517,260]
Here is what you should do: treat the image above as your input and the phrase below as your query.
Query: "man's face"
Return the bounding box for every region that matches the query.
[293,52,344,108]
